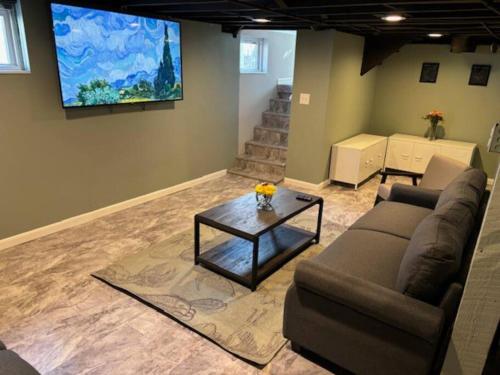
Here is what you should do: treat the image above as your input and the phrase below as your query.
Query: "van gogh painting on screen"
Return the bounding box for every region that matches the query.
[50,3,182,108]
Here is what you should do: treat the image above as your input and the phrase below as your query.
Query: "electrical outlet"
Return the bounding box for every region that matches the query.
[299,93,310,105]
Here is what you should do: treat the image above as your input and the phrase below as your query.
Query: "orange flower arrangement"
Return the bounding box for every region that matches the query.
[423,110,444,123]
[423,110,444,140]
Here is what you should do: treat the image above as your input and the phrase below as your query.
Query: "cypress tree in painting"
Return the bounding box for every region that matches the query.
[154,24,176,99]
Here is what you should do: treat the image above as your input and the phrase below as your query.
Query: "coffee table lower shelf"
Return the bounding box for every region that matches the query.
[196,224,315,290]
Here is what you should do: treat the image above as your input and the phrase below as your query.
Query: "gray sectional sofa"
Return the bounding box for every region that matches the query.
[0,340,39,375]
[283,168,489,375]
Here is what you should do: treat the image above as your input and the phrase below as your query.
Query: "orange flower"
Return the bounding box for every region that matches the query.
[423,110,444,123]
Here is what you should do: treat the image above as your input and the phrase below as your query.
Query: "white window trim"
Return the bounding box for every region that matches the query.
[240,37,268,75]
[0,1,30,74]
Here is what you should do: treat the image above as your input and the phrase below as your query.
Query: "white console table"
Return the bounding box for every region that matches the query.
[329,133,388,189]
[385,133,476,173]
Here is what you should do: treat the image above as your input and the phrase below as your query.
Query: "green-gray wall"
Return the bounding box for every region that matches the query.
[287,35,500,184]
[286,30,335,185]
[371,44,500,176]
[0,0,239,239]
[287,31,377,184]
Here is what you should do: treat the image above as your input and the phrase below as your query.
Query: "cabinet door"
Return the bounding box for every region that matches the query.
[438,146,473,165]
[385,140,414,171]
[411,143,440,173]
[330,146,361,184]
[358,149,373,182]
[358,141,386,182]
[373,140,387,170]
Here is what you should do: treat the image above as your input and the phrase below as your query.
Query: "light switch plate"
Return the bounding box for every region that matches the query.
[299,93,310,105]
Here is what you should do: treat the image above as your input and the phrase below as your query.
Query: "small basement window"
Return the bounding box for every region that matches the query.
[0,0,30,73]
[240,37,268,74]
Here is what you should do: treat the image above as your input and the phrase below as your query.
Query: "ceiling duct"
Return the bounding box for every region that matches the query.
[450,36,477,53]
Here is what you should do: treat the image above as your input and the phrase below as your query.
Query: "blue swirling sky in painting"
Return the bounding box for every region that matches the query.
[51,3,182,106]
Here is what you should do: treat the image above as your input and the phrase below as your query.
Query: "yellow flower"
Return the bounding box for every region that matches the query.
[255,183,277,196]
[264,185,277,195]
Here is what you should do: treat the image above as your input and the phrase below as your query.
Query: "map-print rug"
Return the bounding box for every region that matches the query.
[93,217,332,365]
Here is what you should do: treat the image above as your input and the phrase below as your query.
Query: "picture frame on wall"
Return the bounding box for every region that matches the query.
[469,64,491,86]
[420,62,440,83]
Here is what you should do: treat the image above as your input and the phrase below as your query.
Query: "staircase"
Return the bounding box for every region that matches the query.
[228,84,292,184]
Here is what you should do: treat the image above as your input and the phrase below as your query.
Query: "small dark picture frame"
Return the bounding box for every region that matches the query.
[469,64,491,86]
[420,62,440,83]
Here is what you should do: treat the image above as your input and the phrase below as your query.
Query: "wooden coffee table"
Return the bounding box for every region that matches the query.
[194,187,323,291]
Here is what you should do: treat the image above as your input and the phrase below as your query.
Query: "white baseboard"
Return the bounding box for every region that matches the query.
[283,177,330,190]
[0,169,227,251]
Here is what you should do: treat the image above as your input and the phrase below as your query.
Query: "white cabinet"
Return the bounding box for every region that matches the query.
[385,139,414,171]
[385,134,476,173]
[330,134,388,189]
[412,143,441,173]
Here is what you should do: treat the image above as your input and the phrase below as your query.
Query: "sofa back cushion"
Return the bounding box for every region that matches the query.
[396,168,486,304]
[419,154,468,190]
[435,168,486,212]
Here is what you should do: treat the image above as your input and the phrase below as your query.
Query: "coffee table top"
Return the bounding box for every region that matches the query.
[196,187,322,239]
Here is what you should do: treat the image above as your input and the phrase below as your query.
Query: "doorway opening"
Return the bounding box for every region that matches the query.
[228,30,297,183]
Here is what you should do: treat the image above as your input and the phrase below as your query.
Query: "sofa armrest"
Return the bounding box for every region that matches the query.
[388,183,441,209]
[294,260,445,344]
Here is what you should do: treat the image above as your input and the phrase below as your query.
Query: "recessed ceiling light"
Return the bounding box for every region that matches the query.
[428,33,444,38]
[381,14,406,22]
[253,18,271,23]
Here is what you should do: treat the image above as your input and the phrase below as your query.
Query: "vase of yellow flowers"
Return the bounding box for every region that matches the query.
[255,182,277,211]
[423,110,444,141]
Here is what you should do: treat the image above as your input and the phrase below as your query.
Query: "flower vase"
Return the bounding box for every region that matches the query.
[256,193,273,211]
[429,119,438,141]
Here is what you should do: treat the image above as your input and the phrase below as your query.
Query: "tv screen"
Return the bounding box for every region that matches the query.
[50,3,183,108]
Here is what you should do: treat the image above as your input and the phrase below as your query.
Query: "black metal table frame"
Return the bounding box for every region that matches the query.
[194,198,323,291]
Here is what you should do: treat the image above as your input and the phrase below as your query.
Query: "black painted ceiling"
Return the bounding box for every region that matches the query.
[84,1,500,44]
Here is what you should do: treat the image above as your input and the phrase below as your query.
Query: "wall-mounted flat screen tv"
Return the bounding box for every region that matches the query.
[50,2,183,108]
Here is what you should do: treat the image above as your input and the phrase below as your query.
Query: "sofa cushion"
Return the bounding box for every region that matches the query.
[396,199,476,304]
[312,229,409,289]
[435,168,486,212]
[0,350,39,375]
[351,201,432,240]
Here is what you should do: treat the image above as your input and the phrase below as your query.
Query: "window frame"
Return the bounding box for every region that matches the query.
[240,36,268,75]
[0,2,30,74]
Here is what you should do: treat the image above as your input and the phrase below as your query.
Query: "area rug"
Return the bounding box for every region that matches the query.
[93,216,333,365]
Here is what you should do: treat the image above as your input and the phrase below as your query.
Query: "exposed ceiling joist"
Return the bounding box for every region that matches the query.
[100,0,500,45]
